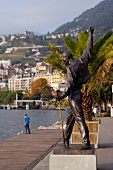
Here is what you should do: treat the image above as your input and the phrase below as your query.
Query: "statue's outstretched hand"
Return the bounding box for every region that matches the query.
[89,27,94,34]
[57,96,64,101]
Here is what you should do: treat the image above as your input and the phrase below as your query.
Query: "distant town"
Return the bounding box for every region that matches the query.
[0,30,79,92]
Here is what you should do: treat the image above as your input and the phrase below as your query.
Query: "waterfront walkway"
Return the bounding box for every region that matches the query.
[0,117,113,170]
[0,129,62,170]
[96,117,113,170]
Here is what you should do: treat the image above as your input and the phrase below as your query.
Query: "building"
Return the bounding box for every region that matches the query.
[8,74,34,92]
[8,77,34,92]
[1,35,6,42]
[58,80,67,91]
[0,59,12,67]
[0,80,8,91]
[5,48,14,54]
[14,66,24,74]
[8,62,66,92]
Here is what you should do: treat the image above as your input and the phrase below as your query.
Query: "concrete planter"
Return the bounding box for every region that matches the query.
[70,120,101,148]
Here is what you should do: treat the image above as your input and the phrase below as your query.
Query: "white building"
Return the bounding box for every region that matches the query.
[8,77,34,92]
[8,64,66,92]
[0,80,8,91]
[0,59,12,67]
[5,48,14,54]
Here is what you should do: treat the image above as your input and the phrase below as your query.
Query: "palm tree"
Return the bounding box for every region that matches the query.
[45,43,65,72]
[45,30,113,121]
[82,31,113,120]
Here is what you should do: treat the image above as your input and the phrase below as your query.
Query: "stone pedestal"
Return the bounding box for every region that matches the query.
[49,144,96,170]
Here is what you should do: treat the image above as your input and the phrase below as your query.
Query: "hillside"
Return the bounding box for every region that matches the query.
[54,0,113,40]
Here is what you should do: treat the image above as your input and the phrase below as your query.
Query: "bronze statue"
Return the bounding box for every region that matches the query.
[57,27,94,150]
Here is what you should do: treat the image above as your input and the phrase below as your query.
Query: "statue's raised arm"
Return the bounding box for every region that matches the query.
[79,27,94,64]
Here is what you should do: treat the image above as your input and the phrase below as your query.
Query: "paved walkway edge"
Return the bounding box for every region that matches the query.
[25,138,62,170]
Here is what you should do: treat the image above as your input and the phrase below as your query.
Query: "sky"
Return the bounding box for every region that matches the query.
[0,0,103,35]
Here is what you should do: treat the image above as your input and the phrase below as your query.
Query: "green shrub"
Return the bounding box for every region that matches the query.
[102,112,110,117]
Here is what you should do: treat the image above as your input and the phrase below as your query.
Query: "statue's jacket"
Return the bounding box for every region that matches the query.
[61,32,93,99]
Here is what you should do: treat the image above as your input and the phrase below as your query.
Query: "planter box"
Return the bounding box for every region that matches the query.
[70,120,101,148]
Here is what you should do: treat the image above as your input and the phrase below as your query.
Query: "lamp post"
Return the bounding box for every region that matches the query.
[111,85,113,117]
[112,84,113,103]
[16,93,18,108]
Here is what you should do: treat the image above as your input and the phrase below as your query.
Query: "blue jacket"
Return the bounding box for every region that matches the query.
[24,116,30,125]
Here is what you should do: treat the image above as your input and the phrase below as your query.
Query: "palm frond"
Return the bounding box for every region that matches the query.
[64,32,89,59]
[89,35,113,76]
[92,30,113,61]
[64,37,77,56]
[47,43,62,53]
[88,58,113,92]
[45,52,65,72]
[77,32,89,53]
[45,46,66,73]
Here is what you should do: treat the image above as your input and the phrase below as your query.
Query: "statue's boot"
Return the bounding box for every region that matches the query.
[64,138,70,148]
[80,144,91,150]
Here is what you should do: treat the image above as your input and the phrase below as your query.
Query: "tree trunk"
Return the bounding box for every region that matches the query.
[82,90,92,121]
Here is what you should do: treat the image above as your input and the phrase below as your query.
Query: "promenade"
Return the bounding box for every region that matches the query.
[0,117,113,170]
[96,117,113,170]
[0,129,62,170]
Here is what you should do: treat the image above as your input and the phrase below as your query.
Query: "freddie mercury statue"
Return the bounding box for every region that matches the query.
[57,27,94,150]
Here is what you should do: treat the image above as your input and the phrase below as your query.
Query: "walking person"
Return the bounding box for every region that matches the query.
[92,106,99,117]
[24,113,31,134]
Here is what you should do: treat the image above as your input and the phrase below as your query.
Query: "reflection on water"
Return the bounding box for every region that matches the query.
[0,109,68,142]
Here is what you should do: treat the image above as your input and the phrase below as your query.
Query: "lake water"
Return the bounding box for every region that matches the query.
[0,109,68,142]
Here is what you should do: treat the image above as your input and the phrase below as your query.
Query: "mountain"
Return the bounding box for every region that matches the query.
[54,0,113,40]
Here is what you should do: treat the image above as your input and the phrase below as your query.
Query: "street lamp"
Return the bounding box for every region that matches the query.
[111,85,113,117]
[112,84,113,106]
